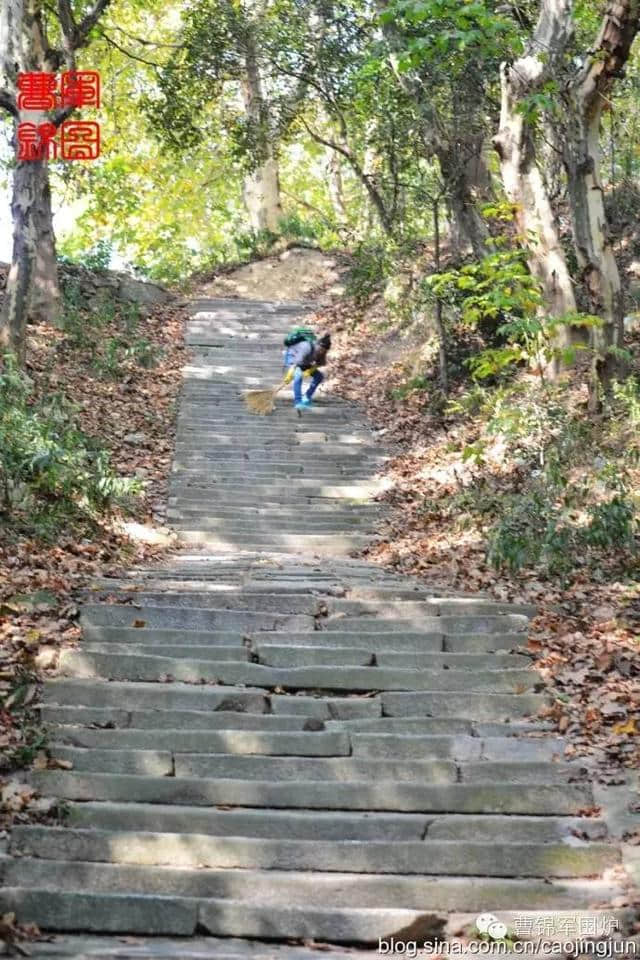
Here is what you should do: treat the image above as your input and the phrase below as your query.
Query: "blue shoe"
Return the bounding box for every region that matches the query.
[295,402,306,411]
[301,396,313,407]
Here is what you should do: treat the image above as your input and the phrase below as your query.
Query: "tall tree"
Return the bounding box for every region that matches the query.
[492,0,578,361]
[0,0,112,360]
[561,0,640,408]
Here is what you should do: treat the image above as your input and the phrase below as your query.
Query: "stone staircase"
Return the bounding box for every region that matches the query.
[0,299,628,950]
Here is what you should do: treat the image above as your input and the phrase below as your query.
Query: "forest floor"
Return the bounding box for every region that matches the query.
[190,244,350,303]
[0,286,187,831]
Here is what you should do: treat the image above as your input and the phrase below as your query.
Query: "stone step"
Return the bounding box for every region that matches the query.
[64,804,430,839]
[173,520,373,534]
[85,592,531,618]
[80,628,530,657]
[177,532,371,553]
[381,690,543,719]
[50,747,458,781]
[50,727,568,764]
[1,864,622,917]
[63,803,604,844]
[59,650,540,694]
[81,604,528,635]
[168,502,382,516]
[254,645,529,670]
[9,827,618,877]
[53,728,352,756]
[42,679,270,711]
[80,604,314,631]
[76,642,251,662]
[29,771,591,813]
[322,615,529,634]
[254,630,527,653]
[40,706,311,731]
[169,514,374,531]
[169,482,383,497]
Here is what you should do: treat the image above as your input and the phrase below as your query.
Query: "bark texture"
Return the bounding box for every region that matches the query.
[241,20,283,234]
[493,0,577,364]
[0,0,112,359]
[562,0,640,408]
[0,160,42,361]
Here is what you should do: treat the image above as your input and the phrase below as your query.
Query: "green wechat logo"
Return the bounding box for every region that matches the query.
[476,914,509,940]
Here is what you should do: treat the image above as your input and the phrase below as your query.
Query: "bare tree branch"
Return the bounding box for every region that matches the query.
[0,89,17,117]
[77,0,113,47]
[96,29,165,69]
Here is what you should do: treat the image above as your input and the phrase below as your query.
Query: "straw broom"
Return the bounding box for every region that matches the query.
[243,376,288,415]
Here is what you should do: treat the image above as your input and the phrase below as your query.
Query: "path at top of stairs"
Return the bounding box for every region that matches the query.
[2,298,633,955]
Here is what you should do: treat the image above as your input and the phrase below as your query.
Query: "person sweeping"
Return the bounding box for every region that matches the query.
[243,328,331,415]
[283,332,331,411]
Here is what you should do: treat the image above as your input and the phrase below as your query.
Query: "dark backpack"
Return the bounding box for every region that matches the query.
[284,327,316,348]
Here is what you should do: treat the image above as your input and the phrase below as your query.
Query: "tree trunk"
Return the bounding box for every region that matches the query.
[438,142,488,260]
[28,164,63,325]
[432,197,448,393]
[493,1,577,368]
[1,0,62,353]
[242,155,282,233]
[0,159,42,362]
[241,22,283,234]
[562,0,640,410]
[327,148,348,228]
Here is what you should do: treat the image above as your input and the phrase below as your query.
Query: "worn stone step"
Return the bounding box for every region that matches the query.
[77,642,251,662]
[52,728,351,756]
[42,679,269,711]
[65,804,429,840]
[323,615,528,634]
[59,649,538,693]
[30,771,591,813]
[80,604,314,632]
[381,690,544,720]
[1,862,622,912]
[76,627,450,651]
[51,748,457,782]
[258,630,527,653]
[64,803,604,844]
[171,517,374,532]
[0,889,197,935]
[177,532,371,553]
[349,734,564,762]
[255,645,529,670]
[41,705,314,731]
[9,827,618,877]
[169,503,382,518]
[89,593,531,618]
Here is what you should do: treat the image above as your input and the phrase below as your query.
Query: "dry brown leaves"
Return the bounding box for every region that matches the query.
[0,298,186,826]
[321,297,640,782]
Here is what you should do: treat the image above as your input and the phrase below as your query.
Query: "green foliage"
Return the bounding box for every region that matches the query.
[58,295,162,380]
[585,496,636,549]
[444,374,640,577]
[347,240,396,303]
[382,0,520,75]
[0,356,139,531]
[59,240,113,272]
[391,374,430,399]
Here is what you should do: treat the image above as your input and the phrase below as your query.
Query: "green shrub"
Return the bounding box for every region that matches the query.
[346,240,395,304]
[59,239,113,272]
[0,355,139,526]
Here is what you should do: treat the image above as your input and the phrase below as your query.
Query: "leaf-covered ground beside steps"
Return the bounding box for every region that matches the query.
[0,298,186,828]
[322,298,640,790]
